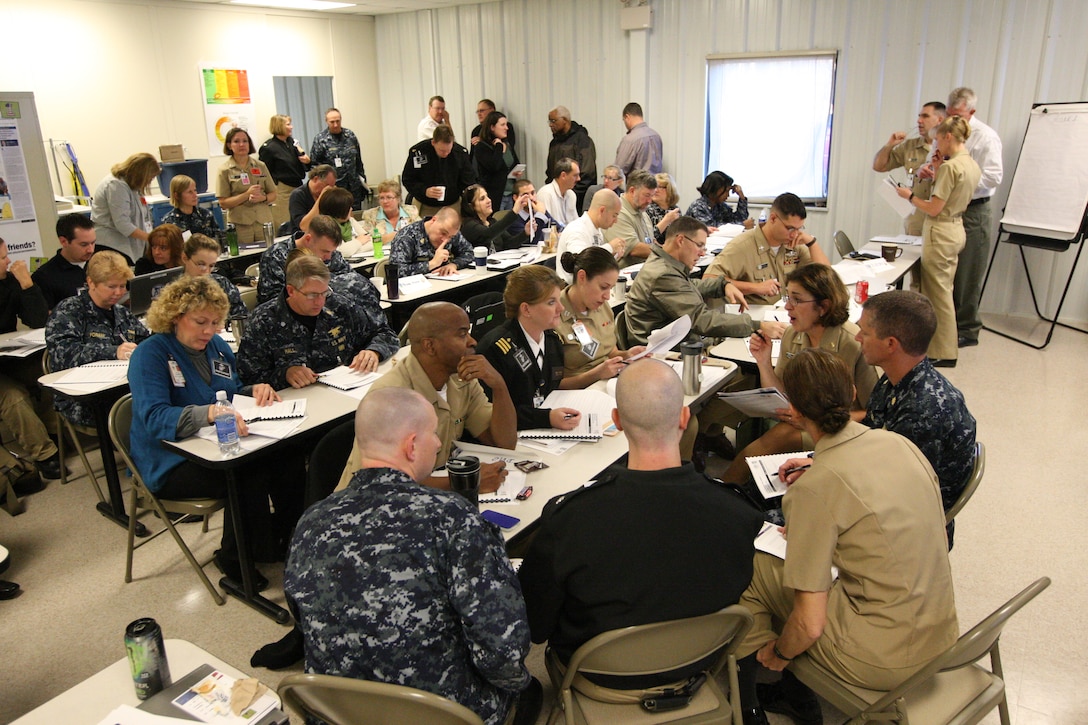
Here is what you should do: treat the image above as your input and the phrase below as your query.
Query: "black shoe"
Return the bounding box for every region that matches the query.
[742,707,770,725]
[251,626,305,670]
[705,433,736,460]
[957,336,979,348]
[757,679,823,725]
[512,676,543,725]
[931,358,957,368]
[35,454,61,481]
[692,436,708,473]
[0,580,21,600]
[214,551,269,592]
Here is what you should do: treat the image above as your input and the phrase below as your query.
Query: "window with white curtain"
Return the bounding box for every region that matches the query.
[705,52,837,205]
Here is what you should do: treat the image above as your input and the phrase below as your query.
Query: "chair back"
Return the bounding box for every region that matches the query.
[462,292,505,339]
[614,310,630,350]
[108,394,138,474]
[946,441,985,523]
[861,577,1050,715]
[278,673,484,725]
[42,348,53,375]
[373,257,389,280]
[305,420,356,507]
[240,287,259,312]
[245,263,260,279]
[834,230,855,258]
[567,606,752,681]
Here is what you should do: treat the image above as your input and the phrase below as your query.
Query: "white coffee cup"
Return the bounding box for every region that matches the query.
[474,246,488,268]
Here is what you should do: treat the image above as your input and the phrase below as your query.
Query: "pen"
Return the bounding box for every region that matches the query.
[783,464,811,477]
[563,413,578,420]
[754,330,767,343]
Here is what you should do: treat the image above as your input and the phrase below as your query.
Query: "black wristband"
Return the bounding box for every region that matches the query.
[805,238,817,248]
[773,644,794,662]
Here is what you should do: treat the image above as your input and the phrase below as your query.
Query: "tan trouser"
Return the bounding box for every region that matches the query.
[738,553,922,691]
[0,371,57,462]
[921,217,965,360]
[271,182,297,231]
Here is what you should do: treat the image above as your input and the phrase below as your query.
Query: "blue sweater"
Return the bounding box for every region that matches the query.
[128,333,241,492]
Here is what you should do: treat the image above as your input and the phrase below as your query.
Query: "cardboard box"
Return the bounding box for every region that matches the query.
[158,144,185,163]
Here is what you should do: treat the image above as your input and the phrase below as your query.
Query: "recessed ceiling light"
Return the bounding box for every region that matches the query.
[230,0,356,10]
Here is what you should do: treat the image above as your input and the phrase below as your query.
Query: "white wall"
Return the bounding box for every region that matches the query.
[375,0,1088,325]
[0,0,383,251]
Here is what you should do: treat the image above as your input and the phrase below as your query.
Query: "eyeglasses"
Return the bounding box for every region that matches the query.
[677,234,706,250]
[781,294,819,305]
[780,220,806,234]
[604,175,622,182]
[298,290,329,301]
[547,118,560,125]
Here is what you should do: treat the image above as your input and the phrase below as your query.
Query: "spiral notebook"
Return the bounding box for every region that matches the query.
[231,396,307,422]
[316,366,382,391]
[745,450,813,499]
[517,389,615,441]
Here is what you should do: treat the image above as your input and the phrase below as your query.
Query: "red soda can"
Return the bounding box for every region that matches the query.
[854,280,869,304]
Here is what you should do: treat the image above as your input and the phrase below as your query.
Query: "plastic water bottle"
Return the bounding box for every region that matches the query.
[212,390,240,456]
[758,208,767,224]
[371,226,384,260]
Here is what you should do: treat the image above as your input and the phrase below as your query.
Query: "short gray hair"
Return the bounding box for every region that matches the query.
[947,87,977,112]
[551,105,571,121]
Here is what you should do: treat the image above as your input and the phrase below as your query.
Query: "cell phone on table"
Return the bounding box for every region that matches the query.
[482,510,521,529]
[848,251,880,260]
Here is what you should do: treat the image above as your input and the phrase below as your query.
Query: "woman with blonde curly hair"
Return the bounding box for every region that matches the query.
[128,275,304,588]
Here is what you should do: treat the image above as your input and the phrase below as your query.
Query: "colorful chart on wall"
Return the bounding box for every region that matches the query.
[200,65,257,157]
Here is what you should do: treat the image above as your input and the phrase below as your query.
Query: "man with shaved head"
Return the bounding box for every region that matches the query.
[337,301,516,492]
[555,188,623,283]
[518,359,764,688]
[286,387,534,725]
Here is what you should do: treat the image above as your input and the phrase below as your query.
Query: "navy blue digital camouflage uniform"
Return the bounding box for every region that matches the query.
[284,466,530,725]
[208,273,246,320]
[685,195,749,228]
[236,290,394,389]
[388,219,473,276]
[309,127,366,208]
[45,289,149,426]
[256,237,353,305]
[161,206,220,238]
[327,272,399,359]
[862,357,976,547]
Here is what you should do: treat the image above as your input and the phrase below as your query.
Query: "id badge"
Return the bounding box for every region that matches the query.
[240,172,250,186]
[412,155,423,169]
[212,359,232,379]
[533,392,544,408]
[167,359,186,387]
[334,157,343,168]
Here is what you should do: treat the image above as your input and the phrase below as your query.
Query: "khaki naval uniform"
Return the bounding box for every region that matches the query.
[704,225,812,305]
[920,149,981,360]
[336,353,494,490]
[885,137,934,236]
[216,156,276,245]
[555,287,620,377]
[776,322,878,410]
[739,422,958,690]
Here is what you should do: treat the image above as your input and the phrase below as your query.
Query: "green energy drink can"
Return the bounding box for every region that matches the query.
[125,617,171,700]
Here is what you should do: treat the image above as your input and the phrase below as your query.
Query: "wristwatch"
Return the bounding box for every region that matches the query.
[805,237,817,248]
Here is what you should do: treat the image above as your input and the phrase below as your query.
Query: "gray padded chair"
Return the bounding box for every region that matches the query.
[108,394,225,606]
[789,577,1050,725]
[278,673,484,725]
[545,605,753,725]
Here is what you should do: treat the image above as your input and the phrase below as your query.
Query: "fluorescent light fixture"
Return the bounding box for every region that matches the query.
[230,0,356,10]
